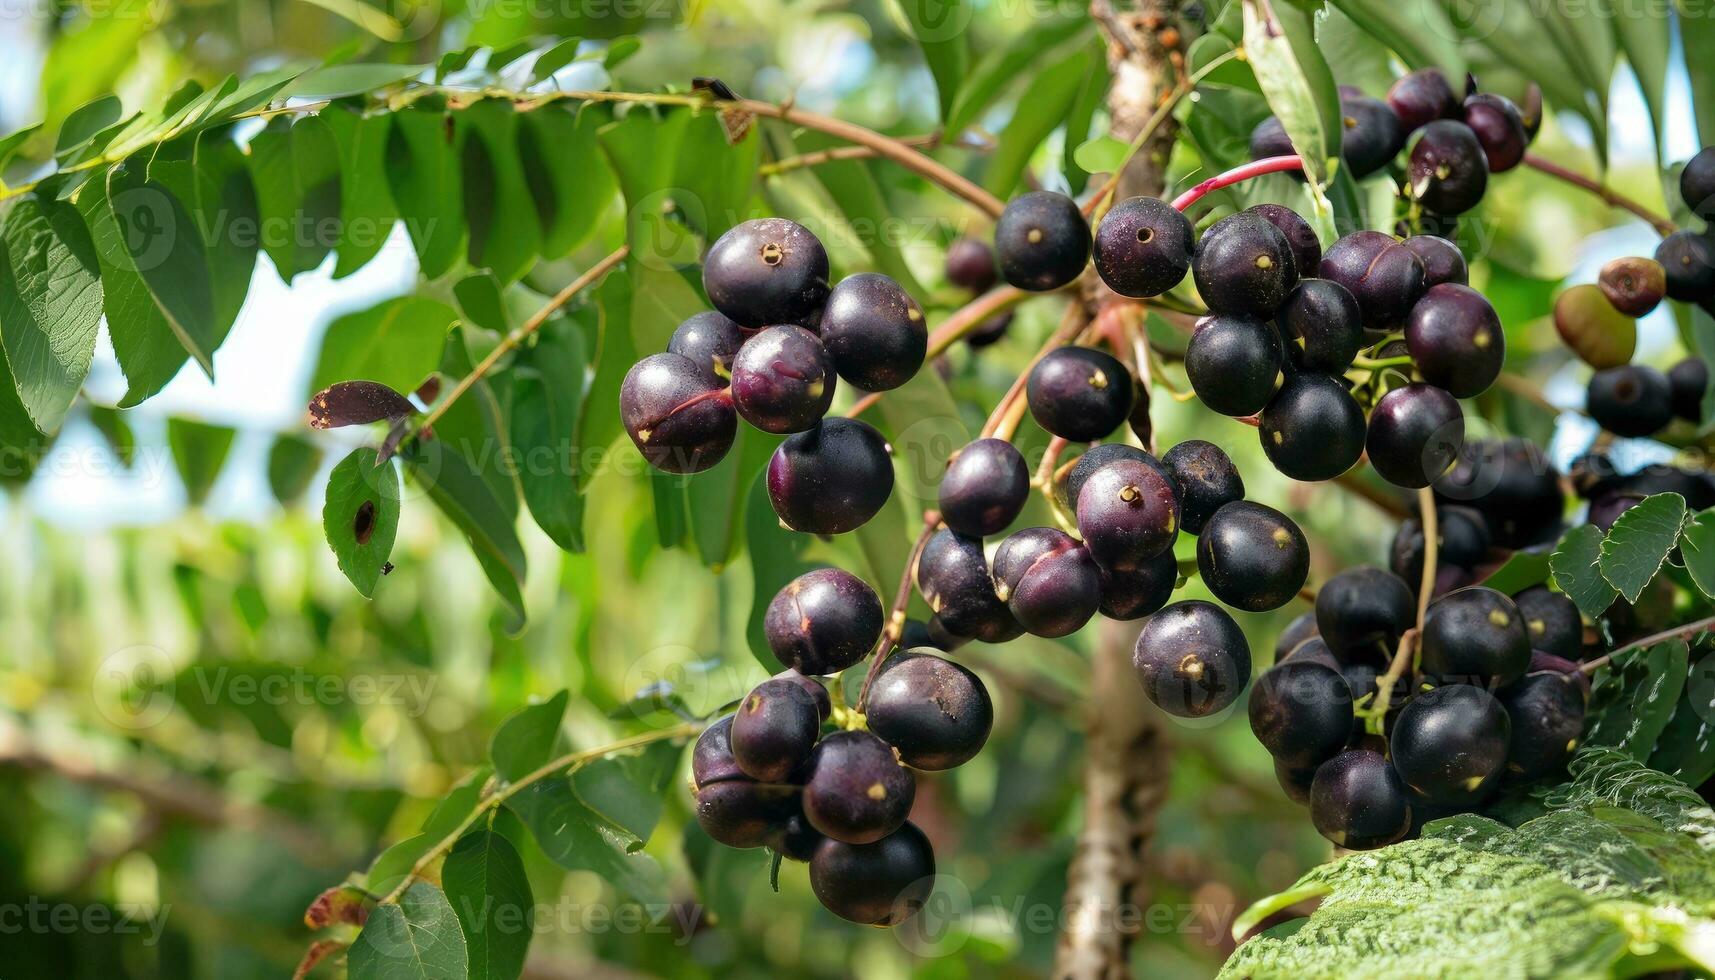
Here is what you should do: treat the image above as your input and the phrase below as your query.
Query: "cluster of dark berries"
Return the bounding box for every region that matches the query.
[621,218,922,534]
[691,567,993,926]
[1569,450,1715,534]
[1255,568,1588,849]
[944,237,1015,346]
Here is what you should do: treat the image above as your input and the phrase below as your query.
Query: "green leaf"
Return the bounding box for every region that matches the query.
[1061,46,1112,193]
[366,833,435,894]
[1690,304,1715,431]
[166,417,235,505]
[1599,492,1687,604]
[387,106,466,279]
[1649,644,1715,787]
[431,328,520,517]
[86,404,135,466]
[0,194,102,434]
[518,104,615,260]
[185,132,260,354]
[459,100,541,284]
[1322,0,1463,75]
[789,130,925,297]
[104,160,219,378]
[504,776,663,901]
[55,95,123,163]
[1552,523,1620,618]
[490,690,567,782]
[1072,135,1128,176]
[323,448,401,597]
[530,38,585,81]
[453,274,509,334]
[248,115,342,280]
[1682,509,1715,600]
[348,882,469,980]
[0,124,44,177]
[421,766,491,840]
[312,296,455,394]
[1586,640,1691,761]
[1478,549,1552,596]
[401,438,527,632]
[983,42,1100,197]
[686,424,777,570]
[442,831,532,980]
[320,107,399,278]
[897,0,970,122]
[1686,2,1715,147]
[1243,0,1341,192]
[511,314,588,551]
[1613,5,1671,168]
[671,113,761,244]
[571,740,681,849]
[944,15,1089,136]
[744,473,815,671]
[285,63,426,99]
[266,434,321,506]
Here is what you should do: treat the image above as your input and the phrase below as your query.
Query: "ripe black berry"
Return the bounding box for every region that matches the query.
[864,652,993,770]
[1587,364,1674,438]
[1432,438,1566,549]
[1247,204,1322,279]
[1366,382,1465,489]
[1462,93,1527,172]
[1405,283,1505,398]
[767,417,895,535]
[819,273,927,392]
[939,438,1030,537]
[1095,547,1179,620]
[809,822,934,926]
[668,311,747,384]
[1026,346,1134,441]
[1064,443,1171,512]
[992,527,1101,637]
[1419,586,1531,686]
[1075,456,1181,569]
[620,352,738,474]
[1654,230,1715,302]
[802,730,915,844]
[693,715,745,787]
[1391,507,1490,591]
[1681,146,1715,221]
[1280,636,1342,671]
[1511,585,1582,661]
[1309,748,1412,850]
[774,811,824,862]
[945,237,998,293]
[1196,500,1309,612]
[1276,279,1363,373]
[1185,314,1284,417]
[994,191,1091,291]
[915,530,1023,643]
[1161,440,1243,535]
[731,325,837,433]
[1319,231,1426,330]
[1259,373,1366,482]
[1499,671,1585,782]
[1315,566,1415,663]
[1093,196,1195,297]
[1192,211,1298,317]
[1598,256,1666,317]
[694,780,801,849]
[1132,599,1252,717]
[1249,660,1355,770]
[765,568,884,675]
[703,217,830,328]
[1407,120,1489,215]
[1670,356,1709,422]
[775,669,833,722]
[731,678,822,783]
[1387,68,1458,132]
[1249,115,1298,163]
[1339,95,1405,178]
[1389,683,1510,804]
[1402,235,1467,288]
[1274,610,1320,662]
[966,311,1013,347]
[1276,760,1319,806]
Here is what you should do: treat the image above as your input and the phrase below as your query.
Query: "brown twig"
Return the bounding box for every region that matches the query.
[856,512,943,709]
[1522,153,1677,236]
[1580,613,1715,675]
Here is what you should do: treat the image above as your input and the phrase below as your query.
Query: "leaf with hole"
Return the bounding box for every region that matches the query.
[323,448,401,598]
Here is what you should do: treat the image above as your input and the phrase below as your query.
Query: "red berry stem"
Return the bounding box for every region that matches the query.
[1170,155,1305,212]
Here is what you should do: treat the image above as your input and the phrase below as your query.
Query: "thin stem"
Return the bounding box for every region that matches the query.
[981,303,1091,439]
[1580,613,1715,675]
[1333,473,1412,520]
[1352,354,1414,371]
[1364,628,1420,730]
[416,246,628,436]
[1522,153,1677,236]
[856,512,943,710]
[759,135,940,177]
[375,721,700,906]
[1415,487,1438,628]
[1170,155,1304,212]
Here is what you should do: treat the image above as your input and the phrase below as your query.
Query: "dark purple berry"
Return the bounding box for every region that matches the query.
[809,822,934,925]
[1075,457,1181,570]
[1196,500,1309,612]
[1587,364,1674,438]
[1161,439,1243,535]
[1132,599,1252,717]
[1462,93,1527,172]
[1249,116,1299,168]
[620,352,738,474]
[939,438,1030,537]
[1063,443,1172,511]
[1093,196,1195,297]
[1390,683,1509,804]
[1512,585,1582,661]
[1276,759,1319,806]
[774,811,824,862]
[1315,566,1415,662]
[1682,146,1715,221]
[1026,346,1134,441]
[865,653,993,770]
[1432,438,1566,549]
[819,273,927,392]
[1670,356,1709,422]
[731,325,836,433]
[1405,283,1504,398]
[1095,547,1179,620]
[1185,314,1283,417]
[1499,671,1585,782]
[1247,203,1322,278]
[694,780,801,849]
[703,217,830,328]
[767,417,895,534]
[693,715,745,787]
[1274,610,1320,662]
[1309,749,1412,850]
[991,527,1101,637]
[915,530,1022,643]
[668,311,747,384]
[1402,235,1467,287]
[1319,230,1426,330]
[966,311,1013,348]
[1655,231,1715,303]
[1276,279,1363,373]
[1192,211,1298,317]
[765,568,884,675]
[775,669,832,722]
[1407,120,1489,215]
[1249,660,1354,770]
[802,730,915,844]
[1259,373,1366,482]
[1387,68,1459,132]
[1419,586,1531,686]
[945,237,998,292]
[1340,95,1405,178]
[730,678,822,783]
[994,191,1091,291]
[1366,382,1465,489]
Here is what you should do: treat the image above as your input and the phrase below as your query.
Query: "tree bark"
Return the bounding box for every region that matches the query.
[1054,4,1185,978]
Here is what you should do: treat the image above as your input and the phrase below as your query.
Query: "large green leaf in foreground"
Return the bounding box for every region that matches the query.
[1222,748,1715,978]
